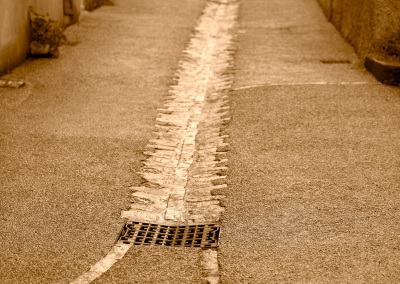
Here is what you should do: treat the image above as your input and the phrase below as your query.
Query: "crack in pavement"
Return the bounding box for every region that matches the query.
[71,0,239,283]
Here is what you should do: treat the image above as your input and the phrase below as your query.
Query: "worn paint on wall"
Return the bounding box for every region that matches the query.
[0,0,31,75]
[0,0,81,75]
[33,0,64,23]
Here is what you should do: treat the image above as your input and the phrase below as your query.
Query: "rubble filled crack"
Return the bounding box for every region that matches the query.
[122,0,238,227]
[71,0,239,283]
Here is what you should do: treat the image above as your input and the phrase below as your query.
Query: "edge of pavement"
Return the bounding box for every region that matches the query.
[0,0,208,283]
[219,0,400,283]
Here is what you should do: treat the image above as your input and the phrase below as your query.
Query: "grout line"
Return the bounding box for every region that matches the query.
[234,81,379,90]
[201,249,220,284]
[70,243,133,284]
[70,0,239,283]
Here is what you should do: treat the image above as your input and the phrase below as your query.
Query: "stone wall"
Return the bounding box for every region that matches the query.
[316,0,400,62]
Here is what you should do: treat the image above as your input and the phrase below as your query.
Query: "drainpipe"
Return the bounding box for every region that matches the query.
[329,0,333,22]
[63,0,80,27]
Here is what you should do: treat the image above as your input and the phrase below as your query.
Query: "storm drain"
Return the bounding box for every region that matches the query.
[116,222,220,248]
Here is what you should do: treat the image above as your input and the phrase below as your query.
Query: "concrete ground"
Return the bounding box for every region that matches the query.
[0,0,205,283]
[220,0,400,283]
[1,0,399,283]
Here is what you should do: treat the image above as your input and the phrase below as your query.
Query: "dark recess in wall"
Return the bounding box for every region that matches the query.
[84,0,114,11]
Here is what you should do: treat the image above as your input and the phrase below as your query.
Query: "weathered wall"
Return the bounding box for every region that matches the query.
[0,1,31,75]
[33,0,65,22]
[317,0,331,19]
[0,0,81,76]
[316,0,400,61]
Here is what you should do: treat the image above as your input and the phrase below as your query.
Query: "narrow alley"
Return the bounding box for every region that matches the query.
[0,0,399,283]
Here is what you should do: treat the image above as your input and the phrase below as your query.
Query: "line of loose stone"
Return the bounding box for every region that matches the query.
[71,1,239,283]
[121,0,239,225]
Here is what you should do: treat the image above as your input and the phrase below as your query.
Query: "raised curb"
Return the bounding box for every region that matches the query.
[365,57,400,86]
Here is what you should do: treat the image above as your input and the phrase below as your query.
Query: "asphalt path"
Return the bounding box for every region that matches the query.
[0,0,205,283]
[220,0,400,283]
[1,0,400,283]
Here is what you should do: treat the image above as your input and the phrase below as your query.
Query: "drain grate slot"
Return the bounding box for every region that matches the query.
[320,59,352,64]
[116,222,220,248]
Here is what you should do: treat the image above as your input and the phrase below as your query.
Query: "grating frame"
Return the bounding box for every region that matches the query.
[116,222,220,248]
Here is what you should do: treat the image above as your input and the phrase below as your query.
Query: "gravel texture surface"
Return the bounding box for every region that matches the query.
[220,0,400,283]
[221,84,400,283]
[93,246,204,284]
[1,0,399,283]
[0,0,204,283]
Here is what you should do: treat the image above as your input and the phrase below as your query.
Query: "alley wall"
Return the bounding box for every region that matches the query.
[0,0,80,76]
[316,0,400,61]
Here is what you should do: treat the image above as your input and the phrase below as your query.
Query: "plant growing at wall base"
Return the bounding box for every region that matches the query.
[29,7,66,58]
[381,32,400,61]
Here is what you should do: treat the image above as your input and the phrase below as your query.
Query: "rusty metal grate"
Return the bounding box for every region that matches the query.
[116,222,220,248]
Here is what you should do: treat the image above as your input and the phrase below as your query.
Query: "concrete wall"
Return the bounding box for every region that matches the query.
[316,0,400,61]
[0,1,31,75]
[0,0,80,76]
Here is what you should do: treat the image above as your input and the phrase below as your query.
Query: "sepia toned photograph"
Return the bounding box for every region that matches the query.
[0,0,399,283]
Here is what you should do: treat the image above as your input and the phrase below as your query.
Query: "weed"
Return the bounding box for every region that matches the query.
[29,7,66,58]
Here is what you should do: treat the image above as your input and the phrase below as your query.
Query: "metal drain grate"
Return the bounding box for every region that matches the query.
[116,222,220,248]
